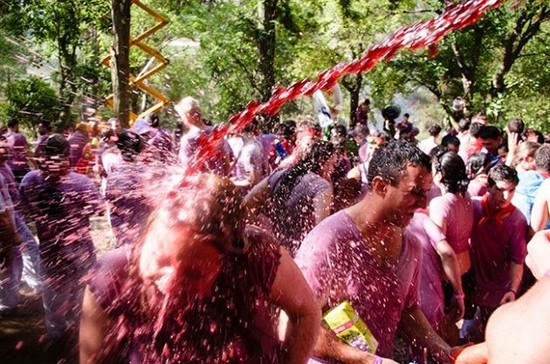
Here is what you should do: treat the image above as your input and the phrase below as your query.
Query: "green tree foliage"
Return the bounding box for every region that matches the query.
[3,76,61,131]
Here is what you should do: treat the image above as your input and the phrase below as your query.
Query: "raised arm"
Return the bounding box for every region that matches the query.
[269,247,321,364]
[79,286,113,364]
[243,176,271,224]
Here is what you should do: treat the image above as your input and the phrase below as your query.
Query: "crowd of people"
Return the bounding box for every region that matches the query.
[0,96,549,364]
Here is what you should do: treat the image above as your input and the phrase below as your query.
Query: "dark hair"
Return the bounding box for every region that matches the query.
[470,122,484,138]
[458,118,471,132]
[427,124,442,137]
[367,140,431,189]
[466,152,490,179]
[478,125,502,140]
[7,118,18,129]
[147,114,160,128]
[332,124,347,138]
[441,134,460,149]
[488,164,519,187]
[278,119,296,139]
[507,118,525,135]
[434,151,469,194]
[117,130,144,161]
[404,113,410,118]
[535,144,550,173]
[273,140,334,197]
[38,119,52,131]
[45,134,70,157]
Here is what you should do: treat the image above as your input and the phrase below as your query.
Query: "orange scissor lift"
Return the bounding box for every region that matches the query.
[101,0,170,122]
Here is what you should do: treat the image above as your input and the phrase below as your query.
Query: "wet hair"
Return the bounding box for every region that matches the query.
[296,116,321,135]
[101,128,116,142]
[278,119,296,139]
[367,140,431,189]
[117,130,144,161]
[427,124,442,137]
[466,152,490,179]
[353,124,370,138]
[38,119,52,131]
[332,124,347,138]
[7,118,18,129]
[441,134,460,149]
[147,113,160,128]
[153,174,246,254]
[479,125,502,140]
[273,140,334,197]
[514,141,539,167]
[470,122,484,138]
[507,118,525,135]
[45,134,70,157]
[458,118,471,132]
[488,164,519,187]
[535,144,550,173]
[434,151,469,194]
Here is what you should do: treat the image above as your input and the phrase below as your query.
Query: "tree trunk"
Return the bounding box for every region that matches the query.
[111,0,132,128]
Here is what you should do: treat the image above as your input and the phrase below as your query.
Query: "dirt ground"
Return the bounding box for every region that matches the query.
[0,216,115,364]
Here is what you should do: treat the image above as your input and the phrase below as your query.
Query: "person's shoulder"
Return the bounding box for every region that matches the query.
[20,170,42,185]
[302,211,352,246]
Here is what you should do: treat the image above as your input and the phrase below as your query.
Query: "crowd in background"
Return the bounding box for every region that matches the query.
[0,95,549,363]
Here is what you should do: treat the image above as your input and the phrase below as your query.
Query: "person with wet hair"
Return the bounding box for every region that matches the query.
[279,116,322,169]
[80,173,321,363]
[441,134,460,154]
[461,164,526,343]
[418,123,442,155]
[478,125,503,169]
[3,118,32,185]
[430,151,473,276]
[458,121,484,163]
[245,140,335,256]
[512,144,550,226]
[104,130,161,248]
[297,140,452,363]
[19,135,104,340]
[175,96,233,175]
[466,153,491,198]
[145,113,175,161]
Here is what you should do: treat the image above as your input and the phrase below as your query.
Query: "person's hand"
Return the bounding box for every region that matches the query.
[499,290,516,305]
[449,293,466,320]
[526,230,550,279]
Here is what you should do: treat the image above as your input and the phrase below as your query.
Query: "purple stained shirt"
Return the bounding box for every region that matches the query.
[267,169,331,256]
[19,170,102,262]
[295,210,422,358]
[429,192,473,255]
[406,211,447,330]
[178,126,233,175]
[470,198,527,307]
[87,226,283,363]
[105,162,157,247]
[0,163,19,205]
[5,131,29,173]
[68,131,89,168]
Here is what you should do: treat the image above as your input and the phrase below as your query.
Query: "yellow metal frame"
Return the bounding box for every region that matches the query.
[102,0,170,122]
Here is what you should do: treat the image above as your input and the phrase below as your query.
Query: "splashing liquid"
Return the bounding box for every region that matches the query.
[188,0,504,174]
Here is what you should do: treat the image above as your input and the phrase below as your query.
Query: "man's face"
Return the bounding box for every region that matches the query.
[481,137,501,154]
[488,179,516,211]
[383,164,433,227]
[38,124,48,136]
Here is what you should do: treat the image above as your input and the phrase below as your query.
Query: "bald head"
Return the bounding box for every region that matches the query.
[175,96,203,128]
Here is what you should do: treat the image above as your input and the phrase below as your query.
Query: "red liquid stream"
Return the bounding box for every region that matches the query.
[189,0,504,174]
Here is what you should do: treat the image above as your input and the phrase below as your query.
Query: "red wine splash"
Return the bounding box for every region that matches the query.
[189,0,504,174]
